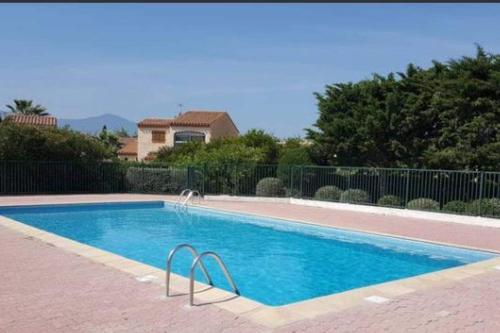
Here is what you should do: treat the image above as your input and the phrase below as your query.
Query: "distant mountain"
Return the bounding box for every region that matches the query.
[0,111,9,119]
[59,114,137,135]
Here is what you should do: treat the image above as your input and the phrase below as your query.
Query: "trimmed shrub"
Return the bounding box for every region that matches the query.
[486,198,500,217]
[314,185,342,201]
[256,177,285,197]
[467,198,500,217]
[377,195,402,207]
[443,200,467,214]
[126,167,186,193]
[407,198,440,211]
[467,199,484,215]
[340,189,370,204]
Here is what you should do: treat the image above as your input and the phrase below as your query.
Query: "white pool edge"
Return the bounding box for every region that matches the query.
[204,195,500,228]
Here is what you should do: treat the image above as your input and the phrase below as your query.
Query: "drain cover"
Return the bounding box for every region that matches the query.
[364,295,390,304]
[136,275,158,283]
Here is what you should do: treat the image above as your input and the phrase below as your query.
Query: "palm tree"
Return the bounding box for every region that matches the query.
[5,99,49,116]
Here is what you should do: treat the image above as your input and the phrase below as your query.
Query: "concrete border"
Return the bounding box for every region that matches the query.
[193,201,500,254]
[204,195,500,228]
[1,197,500,329]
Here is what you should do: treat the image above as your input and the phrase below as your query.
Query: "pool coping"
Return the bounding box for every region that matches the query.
[0,198,499,329]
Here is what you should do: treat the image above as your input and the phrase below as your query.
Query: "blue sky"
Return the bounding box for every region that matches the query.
[1,4,499,137]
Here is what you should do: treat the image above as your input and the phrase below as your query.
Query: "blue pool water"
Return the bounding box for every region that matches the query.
[0,201,495,306]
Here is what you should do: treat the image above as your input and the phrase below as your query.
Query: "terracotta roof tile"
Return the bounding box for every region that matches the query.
[117,137,137,156]
[137,111,238,131]
[5,114,57,127]
[137,119,173,128]
[170,111,226,127]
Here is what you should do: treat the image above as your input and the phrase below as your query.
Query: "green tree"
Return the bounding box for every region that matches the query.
[156,128,280,166]
[157,138,265,166]
[156,141,204,165]
[0,122,111,162]
[307,46,500,170]
[97,125,120,155]
[156,138,267,195]
[277,147,313,184]
[280,137,303,151]
[5,99,49,116]
[239,129,280,164]
[115,127,131,138]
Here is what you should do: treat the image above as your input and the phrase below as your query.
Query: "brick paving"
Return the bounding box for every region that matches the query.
[0,226,266,333]
[199,200,500,252]
[276,270,500,333]
[1,194,500,332]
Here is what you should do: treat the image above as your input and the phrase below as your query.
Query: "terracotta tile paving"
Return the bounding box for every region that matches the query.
[276,270,500,333]
[1,194,500,332]
[198,200,500,252]
[0,226,266,333]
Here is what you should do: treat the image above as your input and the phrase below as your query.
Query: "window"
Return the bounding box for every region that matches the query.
[174,131,205,146]
[151,131,165,143]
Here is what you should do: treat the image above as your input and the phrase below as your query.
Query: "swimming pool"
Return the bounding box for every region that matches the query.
[0,201,495,306]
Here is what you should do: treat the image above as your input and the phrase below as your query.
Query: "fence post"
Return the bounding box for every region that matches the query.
[232,164,237,196]
[300,165,304,198]
[478,172,484,216]
[405,170,410,207]
[347,168,351,191]
[202,164,206,196]
[187,165,193,190]
[142,163,146,193]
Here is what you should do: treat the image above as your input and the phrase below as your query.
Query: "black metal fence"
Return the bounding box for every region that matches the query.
[0,161,498,218]
[289,166,500,218]
[0,161,127,194]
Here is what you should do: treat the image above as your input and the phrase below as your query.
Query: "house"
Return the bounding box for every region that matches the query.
[117,137,138,161]
[137,110,239,161]
[4,114,57,127]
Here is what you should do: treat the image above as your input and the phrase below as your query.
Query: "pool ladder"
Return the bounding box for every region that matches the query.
[165,243,240,306]
[174,189,202,209]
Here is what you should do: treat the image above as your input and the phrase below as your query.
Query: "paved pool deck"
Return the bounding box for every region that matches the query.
[1,194,500,332]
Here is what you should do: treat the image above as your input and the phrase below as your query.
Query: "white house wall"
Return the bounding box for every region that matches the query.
[137,126,211,161]
[137,126,171,160]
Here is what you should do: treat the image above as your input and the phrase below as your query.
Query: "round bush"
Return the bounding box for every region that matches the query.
[340,189,370,204]
[255,177,285,197]
[487,198,500,217]
[377,195,402,207]
[314,186,342,201]
[443,200,467,214]
[407,198,440,211]
[467,198,500,217]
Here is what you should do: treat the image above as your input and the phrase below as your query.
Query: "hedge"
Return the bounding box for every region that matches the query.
[126,167,187,193]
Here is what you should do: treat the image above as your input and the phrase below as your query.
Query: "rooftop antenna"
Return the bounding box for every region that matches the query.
[177,103,184,116]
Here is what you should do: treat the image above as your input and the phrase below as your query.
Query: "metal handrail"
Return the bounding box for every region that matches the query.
[189,251,239,306]
[174,189,191,207]
[190,190,202,205]
[165,244,213,297]
[175,189,203,209]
